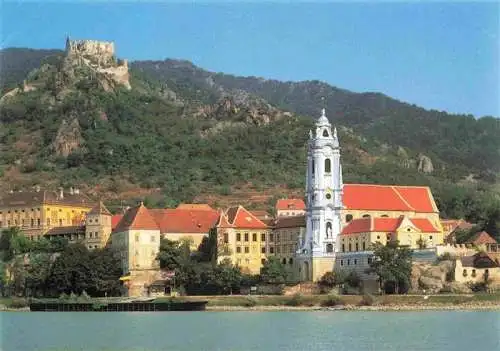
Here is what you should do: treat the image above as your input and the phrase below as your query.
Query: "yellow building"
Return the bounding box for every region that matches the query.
[43,201,113,250]
[272,216,306,281]
[216,206,270,275]
[0,187,94,240]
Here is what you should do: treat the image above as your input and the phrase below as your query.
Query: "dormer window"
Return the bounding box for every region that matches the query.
[323,129,329,137]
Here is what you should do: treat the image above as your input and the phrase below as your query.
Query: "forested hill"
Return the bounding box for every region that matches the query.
[0,47,498,238]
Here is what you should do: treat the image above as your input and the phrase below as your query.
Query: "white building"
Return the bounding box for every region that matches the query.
[296,108,343,281]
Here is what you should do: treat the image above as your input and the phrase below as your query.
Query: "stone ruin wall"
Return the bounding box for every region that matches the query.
[65,39,115,60]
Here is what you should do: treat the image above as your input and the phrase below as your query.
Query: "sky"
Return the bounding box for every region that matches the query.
[1,1,499,117]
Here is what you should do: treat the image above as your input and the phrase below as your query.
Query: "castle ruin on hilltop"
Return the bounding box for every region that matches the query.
[64,37,131,90]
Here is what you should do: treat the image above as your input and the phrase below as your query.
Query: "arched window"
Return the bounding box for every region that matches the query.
[325,158,331,173]
[348,243,352,252]
[323,129,329,137]
[289,258,293,265]
[326,222,332,238]
[355,243,359,251]
[312,160,315,174]
[326,243,334,253]
[362,242,366,250]
[345,214,353,222]
[342,244,345,252]
[282,258,287,265]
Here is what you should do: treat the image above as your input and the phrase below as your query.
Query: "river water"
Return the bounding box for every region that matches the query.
[1,311,499,351]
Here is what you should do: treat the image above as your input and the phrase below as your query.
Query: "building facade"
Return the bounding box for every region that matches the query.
[216,206,271,275]
[276,199,306,218]
[0,187,94,240]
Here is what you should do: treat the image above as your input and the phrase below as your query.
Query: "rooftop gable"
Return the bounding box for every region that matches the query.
[276,199,306,211]
[88,201,112,216]
[154,208,219,234]
[466,231,497,245]
[113,203,159,233]
[341,215,439,235]
[226,206,268,229]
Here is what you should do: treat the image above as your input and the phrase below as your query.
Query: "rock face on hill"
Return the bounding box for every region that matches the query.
[411,260,471,294]
[51,117,84,157]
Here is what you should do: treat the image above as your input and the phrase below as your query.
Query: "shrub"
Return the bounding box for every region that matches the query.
[243,296,257,307]
[285,293,304,306]
[359,293,376,306]
[320,294,344,307]
[7,298,29,309]
[59,293,69,300]
[79,290,91,301]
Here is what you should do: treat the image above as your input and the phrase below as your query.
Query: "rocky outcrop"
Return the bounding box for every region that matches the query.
[51,117,84,157]
[417,154,434,173]
[411,260,468,294]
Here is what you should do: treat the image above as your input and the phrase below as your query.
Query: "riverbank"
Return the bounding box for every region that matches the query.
[2,293,499,312]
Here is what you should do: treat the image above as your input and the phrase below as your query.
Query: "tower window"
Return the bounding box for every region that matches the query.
[312,160,315,174]
[326,243,334,253]
[323,129,329,137]
[325,158,331,173]
[326,222,332,238]
[326,193,331,200]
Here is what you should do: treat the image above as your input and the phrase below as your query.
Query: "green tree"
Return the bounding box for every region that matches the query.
[25,252,51,297]
[260,257,287,284]
[318,271,336,290]
[367,241,413,294]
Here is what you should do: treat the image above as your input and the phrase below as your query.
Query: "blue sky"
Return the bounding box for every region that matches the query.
[1,1,498,117]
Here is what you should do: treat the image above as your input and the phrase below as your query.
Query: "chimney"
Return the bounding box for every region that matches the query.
[58,187,64,199]
[69,187,74,195]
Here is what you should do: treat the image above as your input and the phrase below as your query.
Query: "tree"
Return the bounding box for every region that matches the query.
[0,228,25,261]
[260,257,287,284]
[318,271,336,290]
[367,241,413,294]
[196,228,218,266]
[25,252,51,297]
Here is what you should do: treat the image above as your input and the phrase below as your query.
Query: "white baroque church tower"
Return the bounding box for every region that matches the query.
[297,108,343,282]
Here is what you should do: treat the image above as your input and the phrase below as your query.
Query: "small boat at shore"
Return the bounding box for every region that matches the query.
[324,306,347,311]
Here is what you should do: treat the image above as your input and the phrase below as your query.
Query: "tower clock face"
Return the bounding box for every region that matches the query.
[325,193,332,200]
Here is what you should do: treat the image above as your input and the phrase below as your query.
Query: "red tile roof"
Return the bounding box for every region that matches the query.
[250,210,271,219]
[343,184,438,212]
[113,203,159,233]
[276,199,306,211]
[176,204,215,211]
[341,216,440,235]
[111,214,123,230]
[466,231,497,245]
[218,206,269,229]
[152,208,219,234]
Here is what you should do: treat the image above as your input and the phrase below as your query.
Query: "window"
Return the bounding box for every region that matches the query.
[342,244,345,252]
[354,259,357,265]
[326,243,334,253]
[224,233,229,243]
[323,129,329,137]
[355,243,359,251]
[236,233,241,241]
[30,219,34,227]
[59,219,63,226]
[261,259,266,265]
[236,247,241,253]
[135,234,140,242]
[282,258,286,264]
[326,193,331,200]
[261,247,266,254]
[471,269,476,278]
[270,233,274,242]
[348,243,352,252]
[462,269,468,277]
[244,233,249,242]
[347,259,350,265]
[367,257,372,264]
[362,214,370,218]
[324,158,331,173]
[277,233,280,241]
[47,219,51,226]
[429,236,433,240]
[362,242,366,251]
[261,233,266,241]
[376,235,380,240]
[150,235,155,243]
[244,247,249,254]
[345,214,353,222]
[312,160,315,174]
[340,259,344,266]
[289,258,293,265]
[270,247,274,254]
[253,233,257,242]
[95,232,99,238]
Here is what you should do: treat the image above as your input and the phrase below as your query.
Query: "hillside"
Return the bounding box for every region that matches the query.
[0,44,499,230]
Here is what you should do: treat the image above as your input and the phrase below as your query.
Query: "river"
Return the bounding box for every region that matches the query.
[2,311,499,351]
